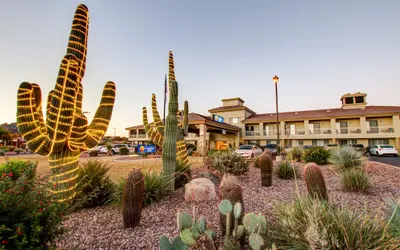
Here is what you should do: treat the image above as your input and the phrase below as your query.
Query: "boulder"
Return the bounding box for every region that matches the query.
[184,178,216,201]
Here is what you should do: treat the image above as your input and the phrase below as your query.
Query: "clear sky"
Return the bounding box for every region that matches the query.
[1,0,399,136]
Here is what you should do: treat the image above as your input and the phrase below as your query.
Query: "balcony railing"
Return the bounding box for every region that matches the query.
[284,128,306,136]
[264,130,277,136]
[138,134,147,138]
[367,126,394,134]
[129,134,137,138]
[309,128,332,135]
[336,127,361,134]
[245,131,260,136]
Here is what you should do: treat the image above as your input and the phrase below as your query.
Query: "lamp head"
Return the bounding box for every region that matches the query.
[273,75,279,84]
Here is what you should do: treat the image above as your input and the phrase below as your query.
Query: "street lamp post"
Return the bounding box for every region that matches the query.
[273,75,280,156]
[113,127,116,139]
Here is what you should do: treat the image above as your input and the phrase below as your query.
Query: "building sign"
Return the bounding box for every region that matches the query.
[213,114,224,123]
[137,144,156,154]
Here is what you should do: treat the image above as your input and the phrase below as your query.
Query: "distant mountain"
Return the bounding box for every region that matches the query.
[1,122,19,134]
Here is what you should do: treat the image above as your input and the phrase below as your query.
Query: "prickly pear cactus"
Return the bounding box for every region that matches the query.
[16,4,116,202]
[304,163,328,201]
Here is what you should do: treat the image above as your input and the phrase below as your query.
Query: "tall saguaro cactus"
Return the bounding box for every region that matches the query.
[142,51,189,166]
[16,4,116,202]
[163,80,179,191]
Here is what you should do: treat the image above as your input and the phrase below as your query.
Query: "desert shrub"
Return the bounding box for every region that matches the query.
[289,146,304,162]
[174,161,191,189]
[0,150,5,156]
[388,199,400,237]
[340,168,370,192]
[14,148,24,155]
[143,171,171,206]
[0,160,37,180]
[0,161,68,249]
[89,150,99,157]
[271,196,400,249]
[197,171,219,185]
[329,146,366,171]
[119,146,129,155]
[208,149,249,175]
[76,159,116,208]
[303,146,330,165]
[7,146,15,152]
[275,160,298,179]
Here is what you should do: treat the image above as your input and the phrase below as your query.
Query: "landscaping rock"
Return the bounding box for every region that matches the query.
[184,178,216,201]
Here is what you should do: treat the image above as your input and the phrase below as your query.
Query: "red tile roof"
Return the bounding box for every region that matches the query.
[242,106,400,123]
[208,105,256,115]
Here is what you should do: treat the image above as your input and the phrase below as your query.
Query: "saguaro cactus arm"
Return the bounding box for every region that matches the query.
[83,81,116,150]
[142,107,164,146]
[151,93,165,131]
[16,82,49,155]
[182,100,189,135]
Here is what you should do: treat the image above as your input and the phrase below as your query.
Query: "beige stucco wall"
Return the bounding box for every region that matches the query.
[366,117,393,127]
[309,120,331,129]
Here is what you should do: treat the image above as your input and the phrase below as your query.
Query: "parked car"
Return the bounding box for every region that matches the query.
[234,144,263,159]
[324,144,338,150]
[369,145,398,157]
[349,144,364,151]
[101,144,135,155]
[262,144,278,155]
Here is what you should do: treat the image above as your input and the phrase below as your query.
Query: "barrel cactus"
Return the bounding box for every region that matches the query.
[258,154,273,187]
[16,4,116,202]
[123,168,145,228]
[304,163,328,201]
[142,51,189,168]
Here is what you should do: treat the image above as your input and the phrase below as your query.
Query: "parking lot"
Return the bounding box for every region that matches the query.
[369,155,400,167]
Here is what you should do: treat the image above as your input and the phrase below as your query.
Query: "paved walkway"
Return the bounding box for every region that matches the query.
[369,156,400,168]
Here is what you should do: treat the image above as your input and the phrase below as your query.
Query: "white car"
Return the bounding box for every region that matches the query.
[369,145,398,157]
[100,144,135,155]
[234,144,263,159]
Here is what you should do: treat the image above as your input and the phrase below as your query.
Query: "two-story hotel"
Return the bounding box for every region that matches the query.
[126,92,400,155]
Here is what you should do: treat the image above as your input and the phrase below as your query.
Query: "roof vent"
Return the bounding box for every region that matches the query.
[295,112,298,115]
[326,109,331,112]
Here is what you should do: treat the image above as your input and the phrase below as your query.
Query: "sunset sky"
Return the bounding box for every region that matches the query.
[0,0,399,136]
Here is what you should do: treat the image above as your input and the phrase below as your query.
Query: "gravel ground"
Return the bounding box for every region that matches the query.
[56,162,400,249]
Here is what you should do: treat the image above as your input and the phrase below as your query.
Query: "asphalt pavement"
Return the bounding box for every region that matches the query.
[369,155,400,167]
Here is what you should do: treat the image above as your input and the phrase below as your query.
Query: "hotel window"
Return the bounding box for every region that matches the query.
[230,117,241,124]
[345,97,354,104]
[355,96,364,103]
[312,140,329,146]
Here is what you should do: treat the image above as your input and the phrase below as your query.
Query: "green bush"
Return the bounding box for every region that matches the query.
[340,168,370,192]
[0,150,5,156]
[14,148,24,155]
[289,146,304,162]
[1,146,9,152]
[8,146,15,152]
[275,160,298,179]
[0,161,68,249]
[119,146,129,155]
[88,150,99,157]
[388,199,400,237]
[143,171,171,206]
[329,146,366,171]
[303,146,330,165]
[271,196,400,249]
[0,160,37,180]
[76,159,116,208]
[208,149,249,175]
[174,161,191,189]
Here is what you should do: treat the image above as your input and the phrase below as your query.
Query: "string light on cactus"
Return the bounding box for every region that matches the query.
[16,4,116,202]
